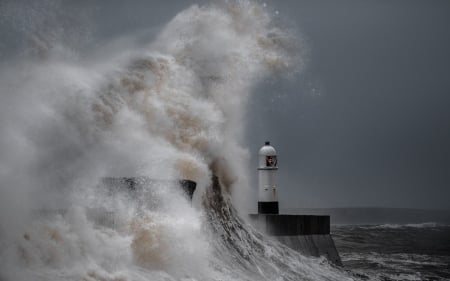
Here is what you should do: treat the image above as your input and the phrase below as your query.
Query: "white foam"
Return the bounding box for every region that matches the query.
[0,1,353,281]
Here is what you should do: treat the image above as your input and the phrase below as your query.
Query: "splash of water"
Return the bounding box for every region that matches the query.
[0,1,352,280]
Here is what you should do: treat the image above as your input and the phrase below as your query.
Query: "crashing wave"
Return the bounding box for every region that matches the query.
[0,1,352,280]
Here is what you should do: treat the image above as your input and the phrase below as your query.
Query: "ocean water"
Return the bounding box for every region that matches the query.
[333,223,450,281]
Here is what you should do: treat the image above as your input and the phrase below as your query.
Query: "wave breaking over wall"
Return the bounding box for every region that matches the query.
[0,1,351,280]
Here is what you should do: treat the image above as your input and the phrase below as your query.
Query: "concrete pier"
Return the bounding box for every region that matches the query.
[249,214,342,266]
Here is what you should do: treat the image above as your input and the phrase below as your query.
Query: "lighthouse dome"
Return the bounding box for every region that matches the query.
[259,141,277,156]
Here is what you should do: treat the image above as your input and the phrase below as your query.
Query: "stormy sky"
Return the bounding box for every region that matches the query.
[248,0,450,209]
[1,0,449,209]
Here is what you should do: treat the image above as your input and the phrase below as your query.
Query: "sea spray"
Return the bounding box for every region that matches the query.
[0,1,352,280]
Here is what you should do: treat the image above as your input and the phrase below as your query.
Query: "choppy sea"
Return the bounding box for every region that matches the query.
[333,223,450,280]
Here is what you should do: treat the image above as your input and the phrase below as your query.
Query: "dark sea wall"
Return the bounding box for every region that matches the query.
[248,214,342,266]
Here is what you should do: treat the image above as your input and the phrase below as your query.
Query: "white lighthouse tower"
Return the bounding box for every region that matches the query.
[258,141,279,214]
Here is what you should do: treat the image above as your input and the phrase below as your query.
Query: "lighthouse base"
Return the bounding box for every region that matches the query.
[257,201,279,214]
[249,214,342,266]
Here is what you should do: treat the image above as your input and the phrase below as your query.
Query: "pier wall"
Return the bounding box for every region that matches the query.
[249,214,342,266]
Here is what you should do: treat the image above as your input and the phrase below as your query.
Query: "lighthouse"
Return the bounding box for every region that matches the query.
[250,141,342,265]
[258,141,279,214]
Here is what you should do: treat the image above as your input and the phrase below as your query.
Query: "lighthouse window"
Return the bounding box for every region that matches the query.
[266,156,277,167]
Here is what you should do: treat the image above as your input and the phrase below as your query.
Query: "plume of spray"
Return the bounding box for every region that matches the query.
[0,1,352,280]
